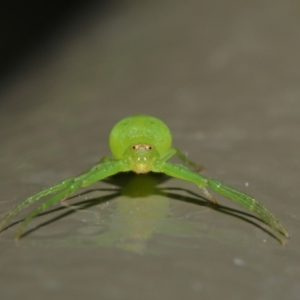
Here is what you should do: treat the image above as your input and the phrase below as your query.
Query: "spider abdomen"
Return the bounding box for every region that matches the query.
[109,115,172,158]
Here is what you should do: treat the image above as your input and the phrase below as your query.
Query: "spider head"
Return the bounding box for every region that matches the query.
[125,143,159,174]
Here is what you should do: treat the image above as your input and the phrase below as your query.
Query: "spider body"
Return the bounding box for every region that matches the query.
[0,115,289,244]
[109,115,172,158]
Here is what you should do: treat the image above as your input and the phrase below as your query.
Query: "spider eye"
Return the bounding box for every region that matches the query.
[132,144,153,150]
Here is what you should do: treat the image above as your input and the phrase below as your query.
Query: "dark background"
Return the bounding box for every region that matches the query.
[1,0,111,85]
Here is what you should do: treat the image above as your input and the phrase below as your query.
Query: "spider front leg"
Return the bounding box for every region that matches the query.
[161,148,204,171]
[1,159,126,240]
[161,161,217,204]
[161,161,288,245]
[0,177,74,231]
[207,179,289,244]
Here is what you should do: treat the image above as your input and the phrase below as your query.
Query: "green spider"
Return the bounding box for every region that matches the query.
[0,115,289,244]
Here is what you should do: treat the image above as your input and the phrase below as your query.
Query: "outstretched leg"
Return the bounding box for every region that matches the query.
[161,161,216,204]
[173,148,204,171]
[0,178,74,231]
[160,161,288,245]
[160,148,204,171]
[1,159,126,240]
[207,179,289,243]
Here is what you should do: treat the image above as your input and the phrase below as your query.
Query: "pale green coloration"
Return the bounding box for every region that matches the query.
[0,115,289,244]
[109,115,172,159]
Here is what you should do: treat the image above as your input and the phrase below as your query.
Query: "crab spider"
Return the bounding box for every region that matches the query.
[0,115,289,244]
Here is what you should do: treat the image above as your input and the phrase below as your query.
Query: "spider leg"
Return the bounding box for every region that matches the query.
[207,179,289,244]
[0,177,74,232]
[14,181,82,240]
[9,159,126,240]
[98,156,115,163]
[173,148,204,171]
[201,187,218,205]
[161,162,215,203]
[161,161,209,194]
[161,161,288,245]
[161,148,204,171]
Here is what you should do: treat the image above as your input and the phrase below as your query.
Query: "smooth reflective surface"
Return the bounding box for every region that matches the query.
[13,173,255,254]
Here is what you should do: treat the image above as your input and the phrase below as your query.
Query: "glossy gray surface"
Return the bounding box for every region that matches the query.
[1,1,299,299]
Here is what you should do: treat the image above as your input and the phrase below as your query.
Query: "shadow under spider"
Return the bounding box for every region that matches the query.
[8,172,278,242]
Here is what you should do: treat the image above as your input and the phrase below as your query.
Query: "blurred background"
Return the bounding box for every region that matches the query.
[1,1,300,299]
[1,0,104,83]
